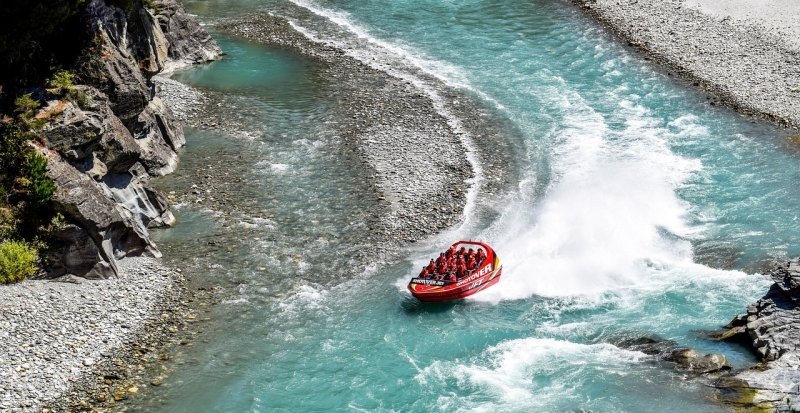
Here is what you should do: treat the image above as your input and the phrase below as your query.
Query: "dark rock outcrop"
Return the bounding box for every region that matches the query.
[715,259,800,410]
[613,334,731,376]
[38,0,219,279]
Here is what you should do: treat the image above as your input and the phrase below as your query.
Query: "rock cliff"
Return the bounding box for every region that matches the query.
[37,0,220,279]
[716,259,800,410]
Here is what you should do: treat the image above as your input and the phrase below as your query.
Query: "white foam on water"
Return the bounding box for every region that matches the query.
[417,337,647,411]
[474,83,711,300]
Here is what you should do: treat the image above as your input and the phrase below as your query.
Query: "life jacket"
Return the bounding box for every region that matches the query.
[435,255,446,266]
[466,257,476,270]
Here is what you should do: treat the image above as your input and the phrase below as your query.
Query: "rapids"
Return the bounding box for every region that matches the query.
[132,0,799,411]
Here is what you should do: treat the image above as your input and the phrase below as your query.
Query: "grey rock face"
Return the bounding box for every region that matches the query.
[716,259,800,409]
[75,2,152,122]
[37,0,218,279]
[41,86,143,176]
[124,96,184,176]
[43,153,157,279]
[152,0,222,66]
[722,260,800,361]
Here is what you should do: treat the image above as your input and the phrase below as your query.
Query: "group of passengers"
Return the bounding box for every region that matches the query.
[417,245,487,282]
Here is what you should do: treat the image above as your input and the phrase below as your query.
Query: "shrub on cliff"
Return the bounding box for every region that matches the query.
[21,153,56,209]
[0,122,57,240]
[0,240,39,284]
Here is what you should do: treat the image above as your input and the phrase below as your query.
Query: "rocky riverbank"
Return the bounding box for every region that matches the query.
[571,0,800,129]
[0,257,183,412]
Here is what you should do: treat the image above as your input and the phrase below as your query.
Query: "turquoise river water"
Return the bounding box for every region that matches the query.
[135,0,800,411]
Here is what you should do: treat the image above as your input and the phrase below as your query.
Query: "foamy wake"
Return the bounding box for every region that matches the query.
[475,83,708,300]
[282,0,747,302]
[416,337,647,411]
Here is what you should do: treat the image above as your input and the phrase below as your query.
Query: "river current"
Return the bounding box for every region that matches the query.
[135,0,799,411]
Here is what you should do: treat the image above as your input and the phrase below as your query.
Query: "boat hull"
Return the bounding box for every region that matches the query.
[407,241,502,302]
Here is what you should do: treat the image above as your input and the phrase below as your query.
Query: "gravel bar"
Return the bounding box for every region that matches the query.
[571,0,800,129]
[0,257,184,412]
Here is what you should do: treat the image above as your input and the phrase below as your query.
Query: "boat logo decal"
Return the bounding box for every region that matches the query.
[456,264,493,287]
[410,278,447,286]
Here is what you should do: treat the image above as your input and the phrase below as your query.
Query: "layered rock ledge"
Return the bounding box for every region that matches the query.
[571,0,800,129]
[37,0,220,279]
[715,259,800,410]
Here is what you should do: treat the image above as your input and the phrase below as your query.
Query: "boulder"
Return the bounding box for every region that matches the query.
[42,224,116,279]
[666,349,731,374]
[612,334,730,374]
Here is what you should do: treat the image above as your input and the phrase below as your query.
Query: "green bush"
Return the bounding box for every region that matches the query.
[22,153,56,208]
[46,69,75,94]
[0,240,39,284]
[13,94,39,119]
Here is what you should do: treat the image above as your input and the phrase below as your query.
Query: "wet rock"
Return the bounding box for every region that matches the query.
[612,334,730,375]
[715,259,800,409]
[666,349,731,374]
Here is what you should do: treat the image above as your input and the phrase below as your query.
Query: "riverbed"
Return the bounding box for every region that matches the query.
[129,0,800,411]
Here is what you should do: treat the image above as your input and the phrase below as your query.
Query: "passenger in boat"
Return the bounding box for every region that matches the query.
[458,246,467,257]
[435,252,447,267]
[419,266,430,278]
[449,272,457,282]
[465,255,476,271]
[436,262,448,279]
[446,245,457,259]
[456,263,467,279]
[424,260,435,277]
[476,248,486,264]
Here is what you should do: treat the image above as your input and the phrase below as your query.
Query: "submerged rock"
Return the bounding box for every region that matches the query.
[612,334,731,375]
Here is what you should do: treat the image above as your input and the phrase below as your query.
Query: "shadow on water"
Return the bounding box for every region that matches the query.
[400,296,461,314]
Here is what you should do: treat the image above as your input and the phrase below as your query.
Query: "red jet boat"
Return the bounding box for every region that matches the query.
[408,241,502,302]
